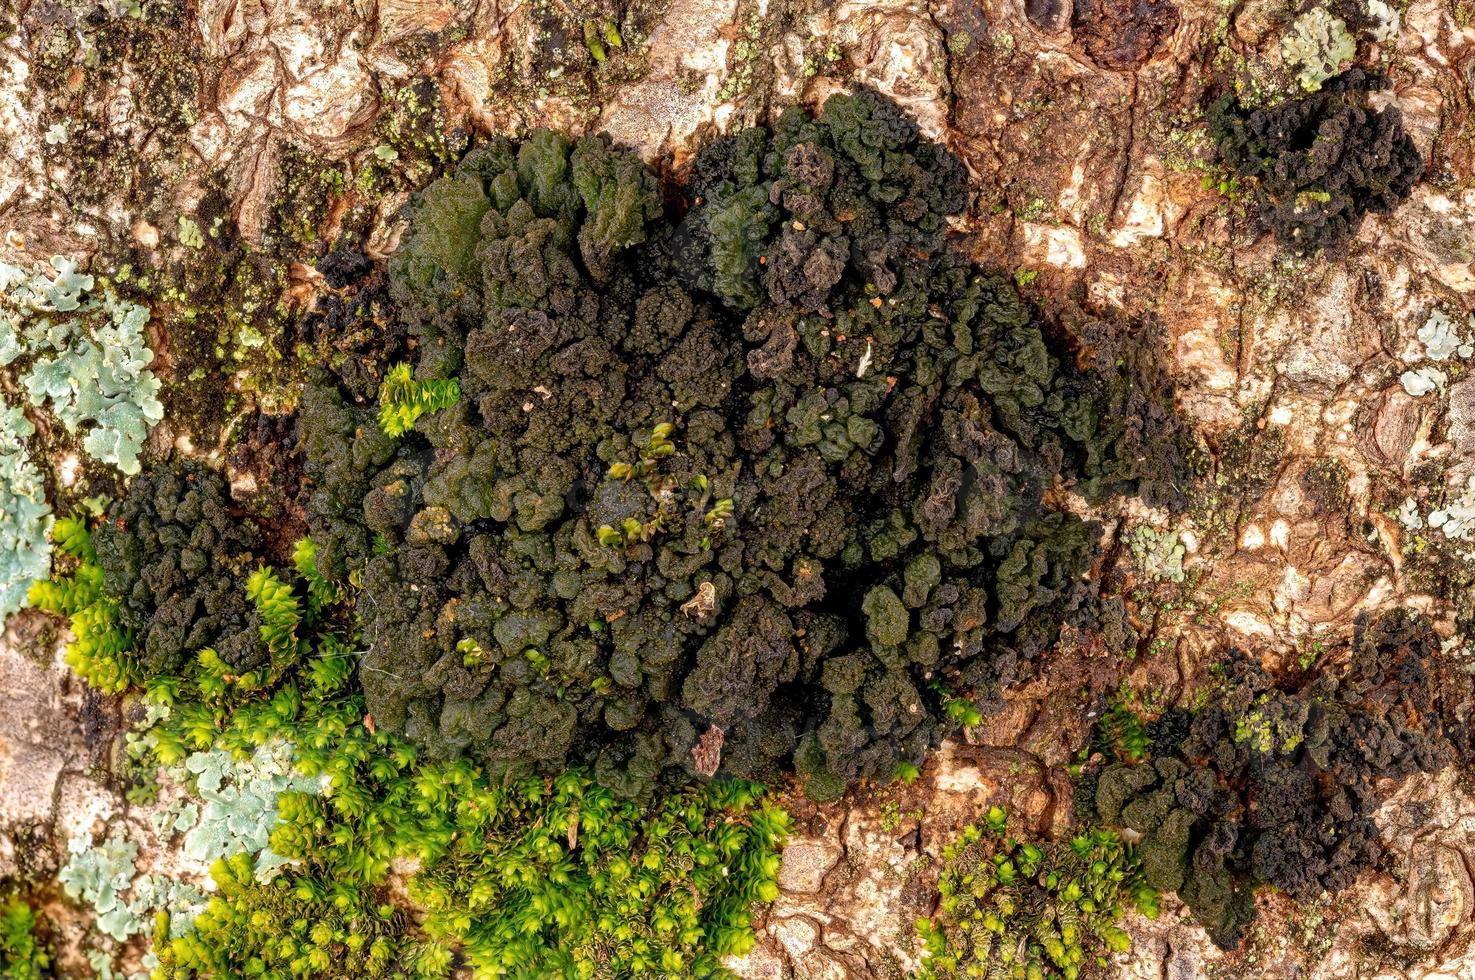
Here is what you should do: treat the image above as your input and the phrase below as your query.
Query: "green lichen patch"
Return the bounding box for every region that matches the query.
[0,257,163,475]
[298,89,1193,804]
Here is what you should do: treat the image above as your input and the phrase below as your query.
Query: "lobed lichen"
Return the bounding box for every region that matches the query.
[0,400,52,620]
[94,460,266,677]
[300,89,1190,801]
[1084,609,1473,947]
[0,255,166,619]
[1208,70,1422,255]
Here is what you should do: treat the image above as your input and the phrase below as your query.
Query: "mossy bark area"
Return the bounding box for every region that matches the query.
[2,0,1475,977]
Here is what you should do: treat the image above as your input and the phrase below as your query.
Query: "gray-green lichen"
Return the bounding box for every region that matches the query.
[1280,9,1356,92]
[0,256,163,475]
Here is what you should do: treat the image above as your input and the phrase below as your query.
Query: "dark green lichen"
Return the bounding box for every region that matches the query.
[94,460,266,676]
[1208,70,1422,255]
[1085,609,1473,947]
[300,90,1191,801]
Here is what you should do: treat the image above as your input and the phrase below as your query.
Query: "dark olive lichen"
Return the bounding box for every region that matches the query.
[1086,609,1472,947]
[1208,70,1422,255]
[674,92,967,311]
[94,460,266,675]
[301,89,1191,799]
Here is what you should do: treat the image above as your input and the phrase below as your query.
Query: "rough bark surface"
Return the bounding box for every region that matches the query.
[4,0,1475,975]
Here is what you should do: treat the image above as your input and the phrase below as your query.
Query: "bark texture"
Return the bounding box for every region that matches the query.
[4,0,1475,975]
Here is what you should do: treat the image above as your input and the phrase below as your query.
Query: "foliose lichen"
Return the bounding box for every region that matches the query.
[0,255,168,622]
[94,460,265,676]
[0,399,52,620]
[300,89,1190,800]
[0,256,163,475]
[1208,70,1422,255]
[1084,609,1472,947]
[1280,8,1356,92]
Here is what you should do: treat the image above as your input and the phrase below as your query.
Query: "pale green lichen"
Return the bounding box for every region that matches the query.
[1429,475,1475,541]
[59,833,143,942]
[57,747,305,971]
[59,830,208,947]
[1281,8,1356,92]
[0,256,164,475]
[58,740,310,961]
[0,398,52,620]
[87,949,147,980]
[178,741,318,877]
[1129,525,1187,583]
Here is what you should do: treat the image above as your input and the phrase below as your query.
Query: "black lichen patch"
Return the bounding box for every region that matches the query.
[1085,609,1473,948]
[1208,71,1423,255]
[674,93,967,313]
[229,411,309,562]
[95,460,266,675]
[295,244,410,407]
[300,90,1193,801]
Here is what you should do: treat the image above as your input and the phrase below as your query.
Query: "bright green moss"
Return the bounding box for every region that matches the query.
[28,516,138,693]
[1094,700,1150,763]
[915,810,1157,980]
[47,529,790,978]
[0,897,52,980]
[151,850,423,979]
[377,363,461,438]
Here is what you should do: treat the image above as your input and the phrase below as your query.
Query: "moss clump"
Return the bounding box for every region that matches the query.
[1208,70,1422,255]
[28,516,136,693]
[915,807,1157,979]
[150,849,419,979]
[377,363,462,438]
[301,89,1191,800]
[102,538,787,978]
[0,895,52,980]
